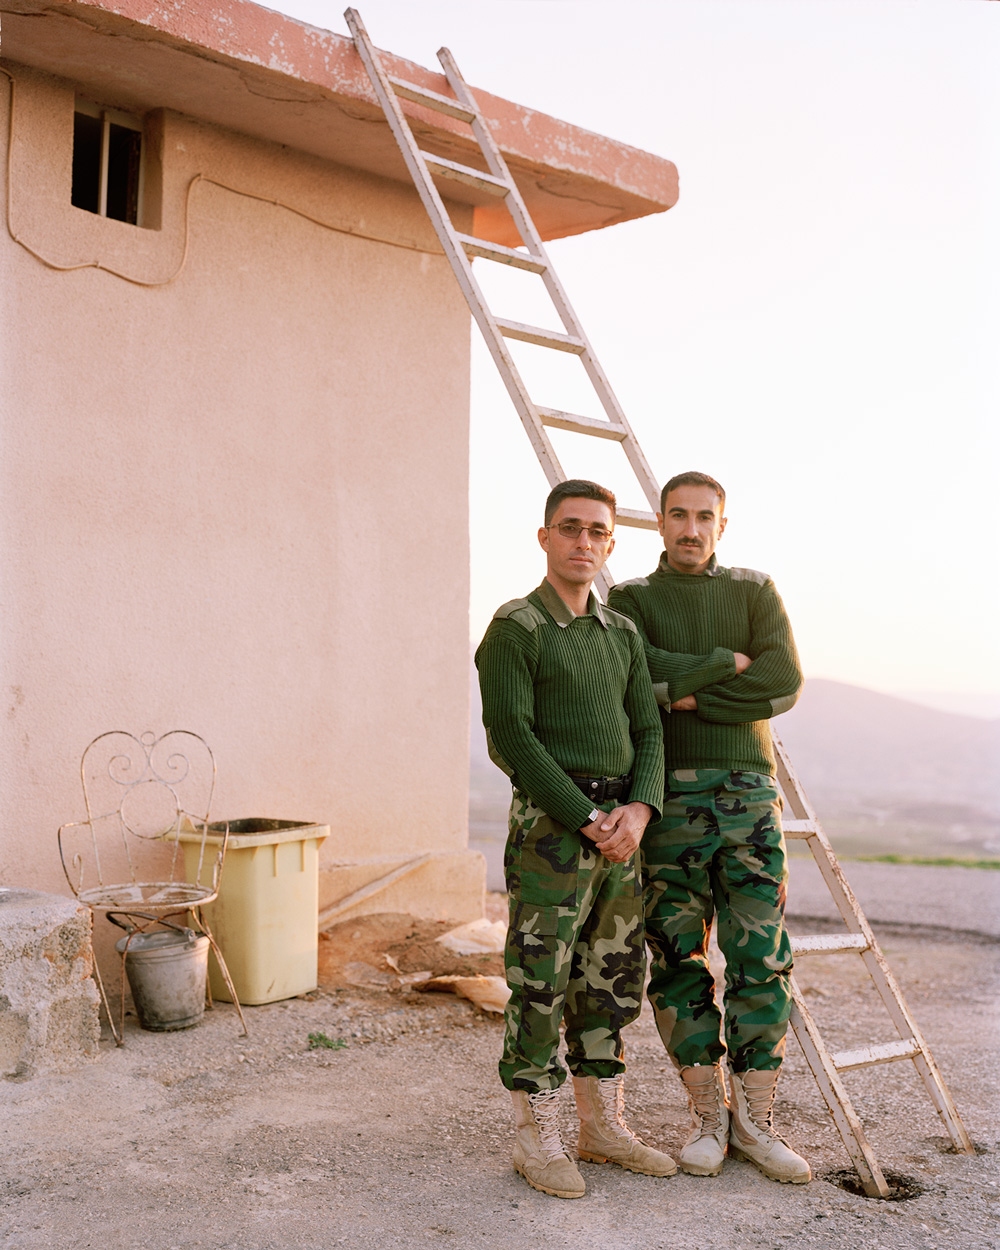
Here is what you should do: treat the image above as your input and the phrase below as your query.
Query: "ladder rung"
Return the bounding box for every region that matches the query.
[538,408,627,441]
[613,507,659,531]
[783,819,820,839]
[420,153,509,196]
[495,319,585,354]
[389,76,476,123]
[790,933,870,956]
[832,1039,922,1072]
[457,234,546,273]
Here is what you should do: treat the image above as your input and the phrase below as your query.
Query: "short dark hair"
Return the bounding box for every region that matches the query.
[544,479,617,527]
[660,471,725,515]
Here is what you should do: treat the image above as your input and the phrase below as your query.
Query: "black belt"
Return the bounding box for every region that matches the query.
[568,773,632,804]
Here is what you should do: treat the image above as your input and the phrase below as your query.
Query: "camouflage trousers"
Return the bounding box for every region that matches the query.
[500,790,645,1092]
[642,770,793,1072]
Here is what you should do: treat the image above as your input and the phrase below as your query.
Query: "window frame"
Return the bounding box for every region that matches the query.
[72,97,145,225]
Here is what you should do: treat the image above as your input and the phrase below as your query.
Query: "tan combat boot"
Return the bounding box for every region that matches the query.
[573,1074,677,1177]
[728,1067,811,1184]
[511,1088,586,1199]
[678,1064,729,1176]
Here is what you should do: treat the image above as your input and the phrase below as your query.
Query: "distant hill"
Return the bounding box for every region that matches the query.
[470,671,999,867]
[777,679,998,807]
[776,679,998,859]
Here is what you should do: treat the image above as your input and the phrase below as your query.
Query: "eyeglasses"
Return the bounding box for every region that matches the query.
[547,522,614,544]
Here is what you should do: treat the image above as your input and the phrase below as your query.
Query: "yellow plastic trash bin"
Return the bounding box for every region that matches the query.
[178,819,329,1005]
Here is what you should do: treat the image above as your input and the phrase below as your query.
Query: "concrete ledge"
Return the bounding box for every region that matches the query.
[2,1,677,243]
[0,889,100,1079]
[319,850,486,928]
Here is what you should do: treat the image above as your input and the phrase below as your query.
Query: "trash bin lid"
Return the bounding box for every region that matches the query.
[173,818,329,848]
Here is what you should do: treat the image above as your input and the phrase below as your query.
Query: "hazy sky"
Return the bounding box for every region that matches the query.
[271,1,998,714]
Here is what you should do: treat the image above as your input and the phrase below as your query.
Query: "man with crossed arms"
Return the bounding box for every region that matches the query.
[609,470,809,1185]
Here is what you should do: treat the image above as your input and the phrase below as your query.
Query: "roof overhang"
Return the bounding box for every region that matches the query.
[0,0,678,244]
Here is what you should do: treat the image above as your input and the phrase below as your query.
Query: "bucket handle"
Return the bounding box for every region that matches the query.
[107,911,198,943]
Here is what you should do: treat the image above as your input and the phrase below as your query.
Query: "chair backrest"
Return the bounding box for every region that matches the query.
[59,730,223,905]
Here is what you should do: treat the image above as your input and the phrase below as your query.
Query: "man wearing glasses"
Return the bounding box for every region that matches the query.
[608,471,808,1185]
[476,479,673,1199]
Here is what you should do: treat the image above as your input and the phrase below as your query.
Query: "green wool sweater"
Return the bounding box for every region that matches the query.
[607,553,803,776]
[475,579,664,832]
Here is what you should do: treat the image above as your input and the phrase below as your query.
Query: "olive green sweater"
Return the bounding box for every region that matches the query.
[475,579,664,832]
[607,553,802,775]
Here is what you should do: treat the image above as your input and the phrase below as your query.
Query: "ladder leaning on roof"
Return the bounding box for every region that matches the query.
[345,8,976,1196]
[775,731,974,1196]
[345,6,660,600]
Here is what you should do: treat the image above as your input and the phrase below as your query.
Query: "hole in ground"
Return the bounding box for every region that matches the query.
[824,1167,926,1201]
[942,1140,989,1156]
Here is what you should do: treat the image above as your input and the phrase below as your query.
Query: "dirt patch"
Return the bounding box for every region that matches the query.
[318,912,505,988]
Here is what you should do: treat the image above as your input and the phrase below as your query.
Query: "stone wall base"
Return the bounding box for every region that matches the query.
[0,890,100,1079]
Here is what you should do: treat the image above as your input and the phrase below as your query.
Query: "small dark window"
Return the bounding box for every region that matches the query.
[71,100,143,225]
[71,111,102,213]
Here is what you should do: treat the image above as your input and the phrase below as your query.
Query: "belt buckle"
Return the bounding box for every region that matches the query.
[591,777,607,803]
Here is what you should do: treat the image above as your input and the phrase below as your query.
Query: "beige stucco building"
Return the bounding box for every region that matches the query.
[0,1,677,936]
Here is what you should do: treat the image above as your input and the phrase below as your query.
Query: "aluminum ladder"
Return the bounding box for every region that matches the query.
[775,731,975,1196]
[346,9,975,1192]
[345,7,659,597]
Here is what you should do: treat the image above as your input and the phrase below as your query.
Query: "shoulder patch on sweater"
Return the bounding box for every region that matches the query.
[599,605,639,635]
[492,598,548,631]
[728,566,769,586]
[609,575,650,590]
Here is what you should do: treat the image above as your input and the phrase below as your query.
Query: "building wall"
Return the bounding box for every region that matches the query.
[0,64,483,931]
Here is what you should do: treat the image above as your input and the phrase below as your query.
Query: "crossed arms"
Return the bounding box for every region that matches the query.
[607,577,803,724]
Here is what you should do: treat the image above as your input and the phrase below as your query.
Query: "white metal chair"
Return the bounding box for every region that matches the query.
[58,729,247,1043]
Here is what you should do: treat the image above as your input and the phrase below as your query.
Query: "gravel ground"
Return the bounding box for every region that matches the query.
[1,868,997,1250]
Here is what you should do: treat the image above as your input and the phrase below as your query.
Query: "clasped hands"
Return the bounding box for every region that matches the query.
[580,801,653,863]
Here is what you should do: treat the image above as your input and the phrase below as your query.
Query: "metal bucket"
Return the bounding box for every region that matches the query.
[115,926,210,1031]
